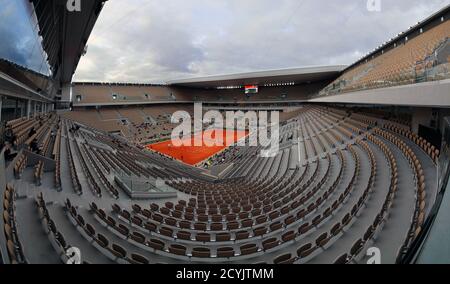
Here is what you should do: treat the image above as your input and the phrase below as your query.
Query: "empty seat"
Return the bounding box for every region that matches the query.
[196,233,211,242]
[159,227,173,237]
[253,226,268,237]
[192,247,211,258]
[198,214,209,222]
[144,222,157,232]
[211,223,224,231]
[217,247,235,258]
[165,217,177,226]
[281,230,296,242]
[169,244,187,256]
[227,222,239,230]
[130,253,149,264]
[270,221,283,231]
[177,231,191,240]
[241,219,253,228]
[315,232,329,247]
[233,229,249,240]
[130,232,146,244]
[216,233,231,242]
[273,253,295,264]
[297,243,315,258]
[148,239,165,251]
[333,253,349,265]
[179,221,191,229]
[350,239,364,257]
[240,244,258,255]
[262,238,279,250]
[194,222,207,231]
[112,244,127,258]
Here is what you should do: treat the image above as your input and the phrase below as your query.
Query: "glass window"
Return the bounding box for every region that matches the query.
[0,0,51,75]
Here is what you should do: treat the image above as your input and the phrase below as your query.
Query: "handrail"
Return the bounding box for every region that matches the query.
[397,117,450,264]
[0,148,8,264]
[397,163,450,263]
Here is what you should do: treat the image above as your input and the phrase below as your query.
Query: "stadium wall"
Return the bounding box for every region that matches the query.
[310,79,450,108]
[71,81,328,107]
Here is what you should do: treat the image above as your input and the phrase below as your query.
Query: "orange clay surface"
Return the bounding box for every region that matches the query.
[147,129,249,165]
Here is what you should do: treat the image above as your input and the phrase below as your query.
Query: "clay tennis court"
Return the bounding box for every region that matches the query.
[147,129,249,165]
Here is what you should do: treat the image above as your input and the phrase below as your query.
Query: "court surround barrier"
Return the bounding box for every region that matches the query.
[114,173,177,200]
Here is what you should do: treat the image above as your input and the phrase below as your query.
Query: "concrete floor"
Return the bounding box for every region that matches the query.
[4,109,439,264]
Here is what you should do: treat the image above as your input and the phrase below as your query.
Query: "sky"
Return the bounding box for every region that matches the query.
[2,0,448,83]
[0,0,51,75]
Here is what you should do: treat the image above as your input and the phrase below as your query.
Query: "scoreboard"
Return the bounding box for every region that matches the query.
[245,85,258,95]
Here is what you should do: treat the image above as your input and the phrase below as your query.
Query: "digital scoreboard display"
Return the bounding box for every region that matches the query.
[245,85,258,95]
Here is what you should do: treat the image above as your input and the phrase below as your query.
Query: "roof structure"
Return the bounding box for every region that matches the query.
[30,0,107,86]
[167,66,346,88]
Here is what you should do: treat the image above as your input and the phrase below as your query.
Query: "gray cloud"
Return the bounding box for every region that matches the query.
[0,0,51,75]
[73,0,450,83]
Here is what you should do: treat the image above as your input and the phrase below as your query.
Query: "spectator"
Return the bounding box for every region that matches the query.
[4,127,14,143]
[4,142,17,161]
[28,127,36,138]
[0,121,5,146]
[30,138,39,154]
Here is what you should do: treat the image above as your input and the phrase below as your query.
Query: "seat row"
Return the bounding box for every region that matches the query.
[80,144,119,199]
[73,140,102,197]
[11,117,42,147]
[3,184,26,264]
[13,154,27,179]
[66,138,82,195]
[65,199,160,264]
[53,127,62,189]
[88,148,354,261]
[334,135,396,264]
[384,123,440,163]
[34,161,45,186]
[24,115,55,149]
[89,201,306,261]
[163,167,315,222]
[271,141,376,264]
[373,128,427,255]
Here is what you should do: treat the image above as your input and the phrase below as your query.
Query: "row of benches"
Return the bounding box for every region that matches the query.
[3,184,26,264]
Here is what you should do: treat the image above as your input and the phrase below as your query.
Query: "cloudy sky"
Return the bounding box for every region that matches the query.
[1,0,448,82]
[0,0,51,75]
[69,0,448,83]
